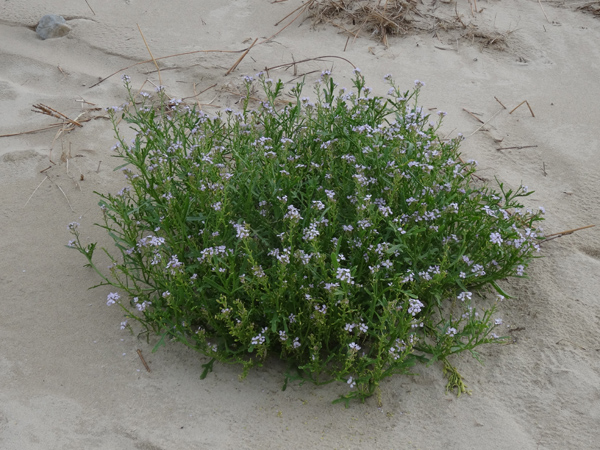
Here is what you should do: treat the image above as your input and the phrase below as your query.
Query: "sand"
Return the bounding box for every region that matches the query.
[1,1,599,448]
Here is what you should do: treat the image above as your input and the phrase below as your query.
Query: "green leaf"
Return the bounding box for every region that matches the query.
[152,333,167,353]
[490,281,512,299]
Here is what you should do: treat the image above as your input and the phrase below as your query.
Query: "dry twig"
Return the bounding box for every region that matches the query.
[137,349,151,372]
[541,224,595,242]
[509,100,535,117]
[496,145,538,151]
[226,38,258,76]
[463,108,484,124]
[137,24,162,86]
[32,104,83,127]
[24,176,49,208]
[84,0,95,15]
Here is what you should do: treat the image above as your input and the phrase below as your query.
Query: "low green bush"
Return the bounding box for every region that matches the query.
[69,71,543,405]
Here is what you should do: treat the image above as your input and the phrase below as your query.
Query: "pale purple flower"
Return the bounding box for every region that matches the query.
[312,200,325,210]
[106,292,120,306]
[303,222,320,241]
[134,297,152,312]
[490,232,503,245]
[233,222,250,239]
[251,333,265,346]
[283,204,302,222]
[349,342,361,351]
[408,298,424,316]
[336,268,354,284]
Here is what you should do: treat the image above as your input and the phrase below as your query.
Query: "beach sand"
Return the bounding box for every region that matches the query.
[1,1,599,448]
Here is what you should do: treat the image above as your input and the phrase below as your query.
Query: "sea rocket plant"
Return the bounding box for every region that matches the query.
[68,71,543,405]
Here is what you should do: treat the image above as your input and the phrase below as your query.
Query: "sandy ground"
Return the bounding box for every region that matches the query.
[1,1,599,449]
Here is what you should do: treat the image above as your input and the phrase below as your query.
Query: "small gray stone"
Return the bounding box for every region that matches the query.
[36,15,71,40]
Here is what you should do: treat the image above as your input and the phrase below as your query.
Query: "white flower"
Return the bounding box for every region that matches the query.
[457,291,472,302]
[494,318,503,325]
[446,327,457,337]
[347,376,356,388]
[251,333,265,346]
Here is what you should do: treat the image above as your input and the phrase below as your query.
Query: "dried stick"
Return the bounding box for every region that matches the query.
[496,145,538,151]
[137,349,151,372]
[24,176,49,208]
[526,101,536,117]
[463,108,484,124]
[467,109,503,137]
[274,0,311,26]
[183,83,217,102]
[32,104,83,127]
[137,24,162,86]
[538,0,551,23]
[0,123,66,138]
[259,0,316,45]
[56,183,75,212]
[264,55,356,72]
[494,96,507,109]
[89,48,244,88]
[509,100,535,117]
[541,224,595,243]
[84,0,95,15]
[225,38,258,76]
